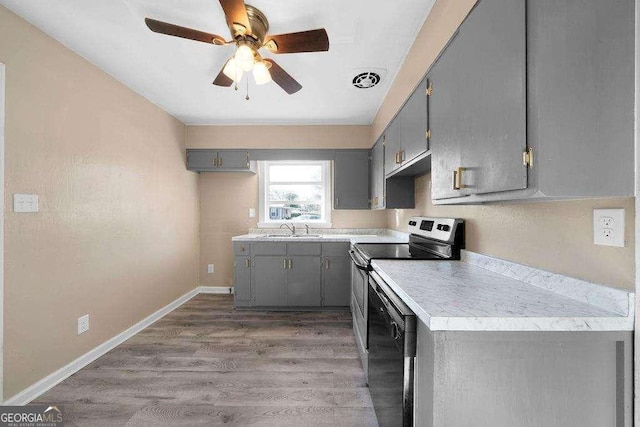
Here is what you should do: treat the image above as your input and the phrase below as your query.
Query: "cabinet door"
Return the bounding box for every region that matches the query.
[400,77,429,164]
[287,256,322,306]
[369,138,384,209]
[431,0,527,200]
[322,256,351,306]
[383,119,401,176]
[218,150,249,169]
[252,256,287,306]
[334,150,370,209]
[186,150,217,171]
[528,0,634,198]
[234,256,251,303]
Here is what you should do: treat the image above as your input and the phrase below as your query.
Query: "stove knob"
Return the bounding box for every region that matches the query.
[440,225,450,232]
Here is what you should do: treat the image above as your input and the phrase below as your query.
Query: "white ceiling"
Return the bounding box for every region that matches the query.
[0,0,435,125]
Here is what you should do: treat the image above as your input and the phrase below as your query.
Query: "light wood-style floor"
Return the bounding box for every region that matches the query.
[35,294,378,426]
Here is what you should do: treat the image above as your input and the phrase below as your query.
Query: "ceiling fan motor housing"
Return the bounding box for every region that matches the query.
[242,5,269,43]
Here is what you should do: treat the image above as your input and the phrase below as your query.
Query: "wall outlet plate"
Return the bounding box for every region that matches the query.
[207,264,215,274]
[13,194,39,213]
[593,209,625,247]
[77,314,89,335]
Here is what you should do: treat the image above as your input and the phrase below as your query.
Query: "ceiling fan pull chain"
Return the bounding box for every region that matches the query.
[246,77,250,101]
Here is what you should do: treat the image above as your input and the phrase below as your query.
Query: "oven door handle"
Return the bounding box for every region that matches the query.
[349,250,371,271]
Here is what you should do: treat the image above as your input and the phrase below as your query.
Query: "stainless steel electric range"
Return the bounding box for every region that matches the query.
[349,217,464,427]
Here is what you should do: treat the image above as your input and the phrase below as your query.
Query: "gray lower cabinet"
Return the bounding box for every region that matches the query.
[287,256,322,306]
[334,150,370,210]
[252,255,287,306]
[430,0,527,201]
[414,321,633,427]
[233,256,251,305]
[234,241,350,308]
[322,256,350,306]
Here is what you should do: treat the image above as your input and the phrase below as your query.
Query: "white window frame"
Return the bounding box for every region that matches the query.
[258,160,332,228]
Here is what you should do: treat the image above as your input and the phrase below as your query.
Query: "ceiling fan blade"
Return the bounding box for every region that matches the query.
[263,59,302,94]
[145,18,226,45]
[219,0,252,35]
[213,61,234,87]
[264,29,329,54]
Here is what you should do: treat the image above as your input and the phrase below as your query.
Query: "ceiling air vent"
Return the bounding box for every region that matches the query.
[352,72,381,89]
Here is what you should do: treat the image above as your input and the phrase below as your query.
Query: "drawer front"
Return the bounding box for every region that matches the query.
[287,242,322,256]
[252,242,287,256]
[233,242,251,256]
[322,242,351,256]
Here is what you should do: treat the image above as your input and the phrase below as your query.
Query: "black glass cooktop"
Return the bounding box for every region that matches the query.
[355,243,444,260]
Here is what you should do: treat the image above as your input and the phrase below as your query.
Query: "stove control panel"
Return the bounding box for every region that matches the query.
[407,217,463,243]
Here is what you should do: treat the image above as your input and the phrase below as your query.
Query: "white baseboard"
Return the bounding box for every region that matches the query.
[4,286,209,405]
[197,286,233,294]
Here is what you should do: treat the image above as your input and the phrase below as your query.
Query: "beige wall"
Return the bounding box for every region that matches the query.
[187,125,372,149]
[388,175,635,290]
[0,6,199,399]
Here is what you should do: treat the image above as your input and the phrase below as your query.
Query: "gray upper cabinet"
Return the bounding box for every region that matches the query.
[399,77,429,164]
[369,138,385,210]
[334,150,370,210]
[431,0,527,200]
[187,149,256,173]
[526,0,634,199]
[383,117,402,176]
[432,0,634,204]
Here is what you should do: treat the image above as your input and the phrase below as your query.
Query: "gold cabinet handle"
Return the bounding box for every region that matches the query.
[283,258,287,269]
[453,167,465,190]
[245,258,250,268]
[288,259,292,269]
[212,157,218,167]
[218,157,223,167]
[325,259,330,270]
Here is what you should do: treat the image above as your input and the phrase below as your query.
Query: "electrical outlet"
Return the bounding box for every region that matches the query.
[207,264,215,274]
[593,209,624,247]
[249,208,256,218]
[77,314,89,335]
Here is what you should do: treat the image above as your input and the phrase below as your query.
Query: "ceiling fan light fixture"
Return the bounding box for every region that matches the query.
[253,60,272,85]
[235,44,256,71]
[223,58,243,82]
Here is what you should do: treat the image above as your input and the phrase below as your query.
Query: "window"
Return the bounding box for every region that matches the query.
[258,161,332,227]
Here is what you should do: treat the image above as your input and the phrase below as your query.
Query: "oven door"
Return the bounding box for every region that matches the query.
[368,272,415,427]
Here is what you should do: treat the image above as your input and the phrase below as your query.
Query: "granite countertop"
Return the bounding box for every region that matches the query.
[372,253,634,332]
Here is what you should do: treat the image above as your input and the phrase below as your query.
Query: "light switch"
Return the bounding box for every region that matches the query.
[13,194,39,213]
[249,208,256,218]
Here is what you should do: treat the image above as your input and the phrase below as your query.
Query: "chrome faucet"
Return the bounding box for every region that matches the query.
[280,223,296,235]
[304,224,310,235]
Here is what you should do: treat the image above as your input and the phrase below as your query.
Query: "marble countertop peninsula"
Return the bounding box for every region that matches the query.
[232,228,408,244]
[372,251,634,332]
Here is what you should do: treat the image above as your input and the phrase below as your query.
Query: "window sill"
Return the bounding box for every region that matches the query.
[257,222,334,229]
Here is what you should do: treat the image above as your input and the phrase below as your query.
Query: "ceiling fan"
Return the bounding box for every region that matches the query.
[145,0,330,95]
